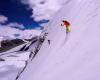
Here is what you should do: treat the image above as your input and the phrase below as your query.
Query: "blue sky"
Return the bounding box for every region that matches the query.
[0,0,41,29]
[0,0,66,38]
[0,0,65,29]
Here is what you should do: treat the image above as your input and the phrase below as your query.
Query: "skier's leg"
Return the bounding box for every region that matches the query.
[66,27,70,32]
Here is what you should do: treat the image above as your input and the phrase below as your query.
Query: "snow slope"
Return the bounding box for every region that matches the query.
[0,51,31,80]
[18,0,100,80]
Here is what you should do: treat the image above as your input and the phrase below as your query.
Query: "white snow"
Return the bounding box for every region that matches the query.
[18,0,100,80]
[0,51,31,80]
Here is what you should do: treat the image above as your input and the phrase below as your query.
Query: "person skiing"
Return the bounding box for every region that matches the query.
[61,20,70,33]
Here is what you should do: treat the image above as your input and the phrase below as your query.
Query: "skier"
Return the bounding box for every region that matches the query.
[61,20,70,33]
[48,40,50,45]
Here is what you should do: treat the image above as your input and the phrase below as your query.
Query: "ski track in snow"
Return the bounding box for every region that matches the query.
[60,32,70,47]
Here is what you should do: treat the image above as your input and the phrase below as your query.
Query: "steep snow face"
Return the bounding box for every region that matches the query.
[0,36,39,80]
[0,51,31,80]
[18,0,100,80]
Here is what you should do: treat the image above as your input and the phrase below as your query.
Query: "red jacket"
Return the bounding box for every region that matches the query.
[62,20,70,27]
